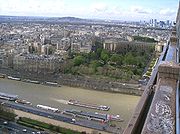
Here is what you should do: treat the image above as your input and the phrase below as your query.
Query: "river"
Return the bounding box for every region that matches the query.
[0,78,140,129]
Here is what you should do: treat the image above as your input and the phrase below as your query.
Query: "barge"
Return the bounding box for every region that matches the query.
[68,100,110,111]
[0,92,18,101]
[0,96,12,100]
[44,81,61,87]
[0,74,6,78]
[7,76,21,81]
[63,109,123,122]
[37,104,59,112]
[23,79,40,84]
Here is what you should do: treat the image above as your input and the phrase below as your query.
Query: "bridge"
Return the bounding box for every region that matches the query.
[123,3,180,134]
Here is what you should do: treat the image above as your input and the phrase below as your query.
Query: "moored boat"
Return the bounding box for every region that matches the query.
[68,100,110,111]
[15,99,32,105]
[63,109,123,123]
[107,114,124,122]
[44,81,61,87]
[36,104,59,112]
[0,92,18,101]
[23,79,40,84]
[0,74,5,78]
[7,76,21,81]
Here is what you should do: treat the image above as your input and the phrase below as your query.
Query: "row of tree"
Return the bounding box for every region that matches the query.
[0,104,16,121]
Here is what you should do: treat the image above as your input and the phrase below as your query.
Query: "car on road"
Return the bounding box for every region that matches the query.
[22,129,27,132]
[47,115,52,118]
[3,121,8,125]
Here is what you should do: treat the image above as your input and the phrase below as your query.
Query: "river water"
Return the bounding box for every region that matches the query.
[0,78,140,129]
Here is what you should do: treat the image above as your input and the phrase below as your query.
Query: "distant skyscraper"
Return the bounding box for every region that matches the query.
[150,19,153,25]
[159,21,165,28]
[154,19,157,27]
[149,19,158,27]
[166,20,170,26]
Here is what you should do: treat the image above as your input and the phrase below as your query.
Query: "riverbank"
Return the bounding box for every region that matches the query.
[0,67,143,96]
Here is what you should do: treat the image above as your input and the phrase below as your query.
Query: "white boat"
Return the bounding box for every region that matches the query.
[7,76,21,81]
[37,104,59,112]
[98,105,110,111]
[44,81,60,87]
[107,114,124,122]
[24,79,40,84]
[0,96,11,100]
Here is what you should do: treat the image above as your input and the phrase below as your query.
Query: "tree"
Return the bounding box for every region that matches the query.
[101,54,109,63]
[110,54,123,65]
[123,52,135,65]
[94,40,103,49]
[124,70,134,80]
[89,60,101,72]
[110,54,119,62]
[73,56,85,66]
[61,60,74,73]
[136,56,145,68]
[90,52,97,60]
[100,50,109,63]
[96,48,102,58]
[0,104,16,121]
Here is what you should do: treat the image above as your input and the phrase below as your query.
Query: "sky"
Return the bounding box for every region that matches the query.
[0,0,179,21]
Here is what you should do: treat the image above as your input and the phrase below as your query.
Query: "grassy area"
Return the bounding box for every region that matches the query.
[18,117,81,134]
[17,120,44,131]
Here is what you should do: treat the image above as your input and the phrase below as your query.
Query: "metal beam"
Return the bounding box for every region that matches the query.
[176,80,179,134]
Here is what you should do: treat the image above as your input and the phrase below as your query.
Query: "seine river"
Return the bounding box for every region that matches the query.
[0,78,140,128]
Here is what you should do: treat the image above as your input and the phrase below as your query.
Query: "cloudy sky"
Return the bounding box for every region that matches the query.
[0,0,179,21]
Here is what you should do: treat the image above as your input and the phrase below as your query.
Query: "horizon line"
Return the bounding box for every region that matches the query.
[0,14,174,22]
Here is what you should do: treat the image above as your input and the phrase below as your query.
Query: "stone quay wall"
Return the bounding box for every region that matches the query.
[0,67,143,96]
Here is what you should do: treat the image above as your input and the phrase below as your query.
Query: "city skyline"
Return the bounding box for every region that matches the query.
[0,0,179,21]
